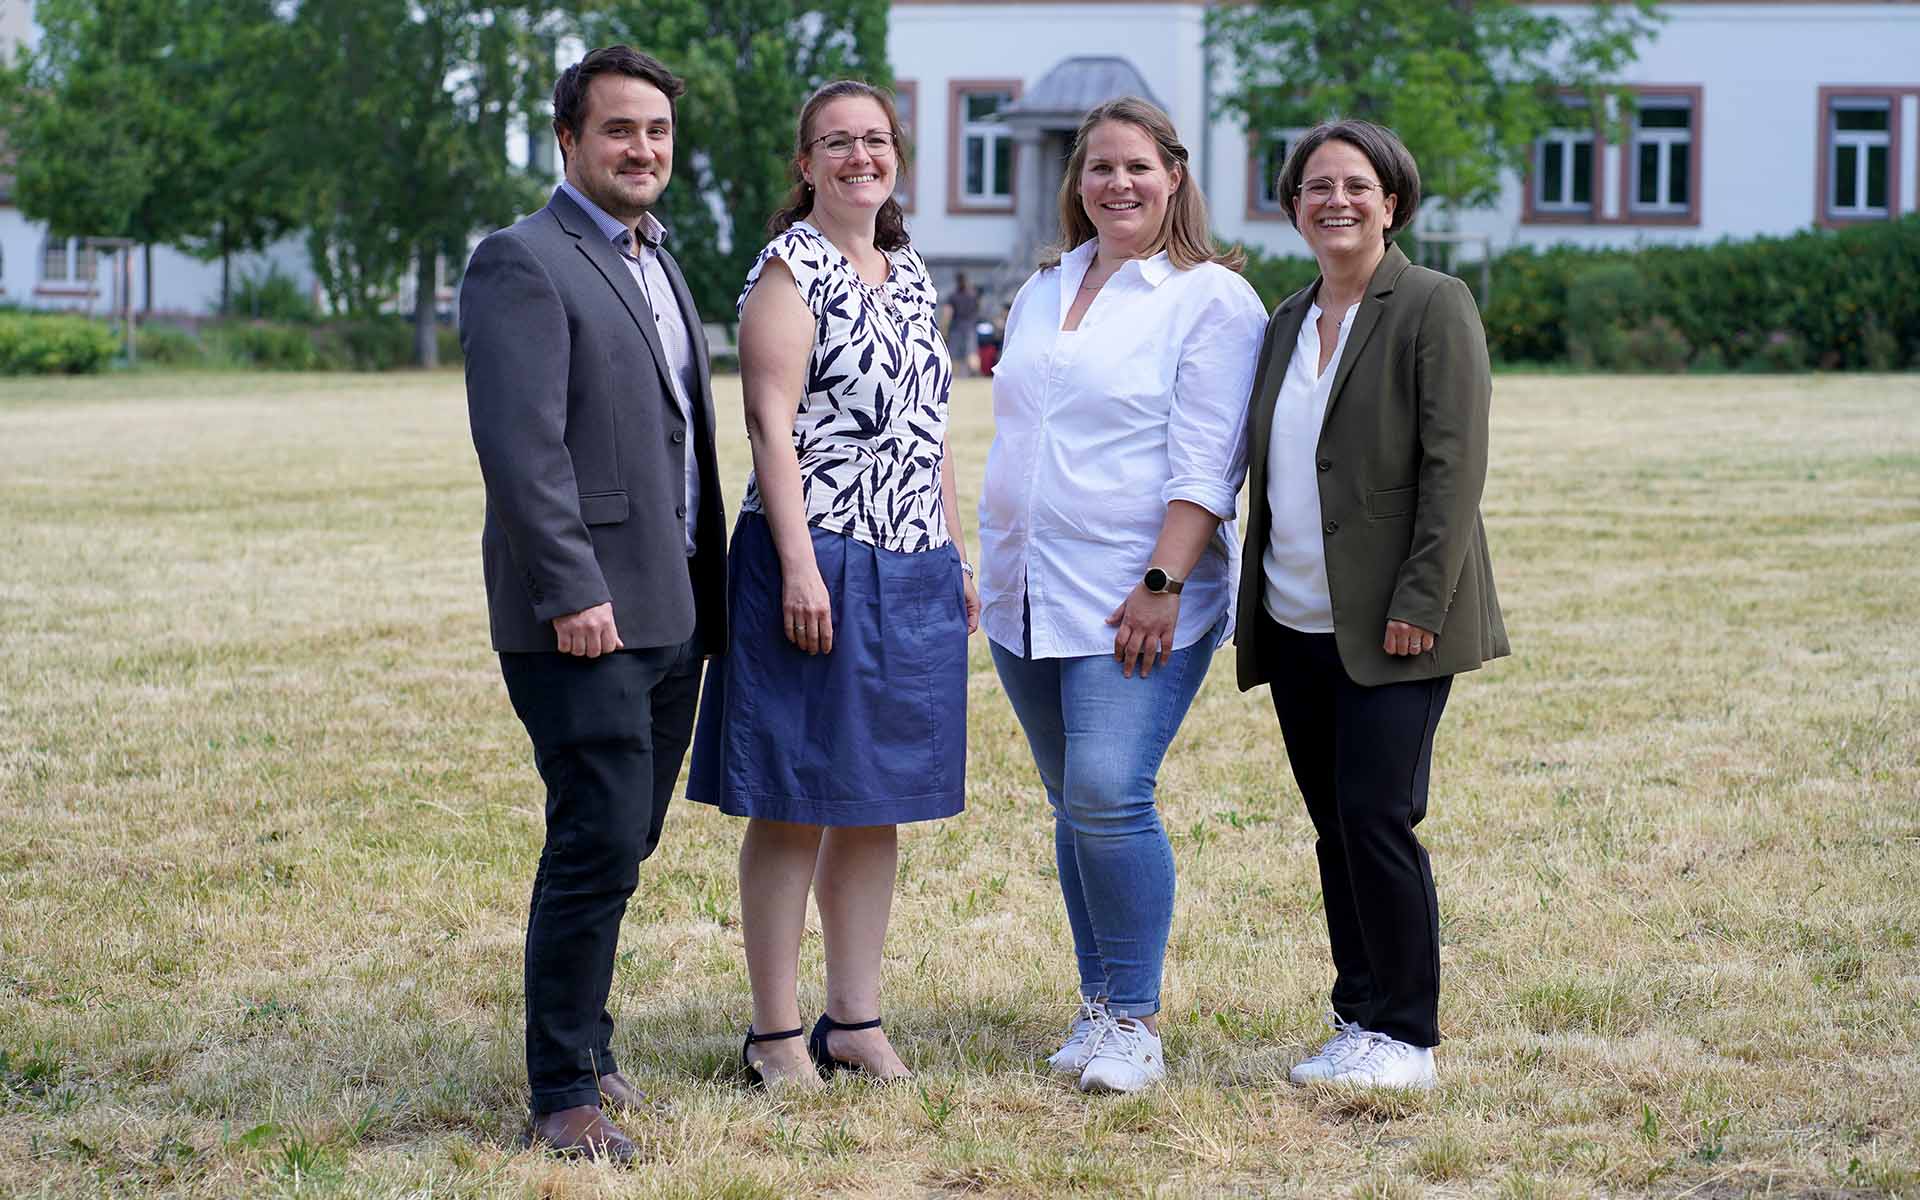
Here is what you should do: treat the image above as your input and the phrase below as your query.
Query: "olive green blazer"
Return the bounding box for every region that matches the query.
[1234,245,1509,690]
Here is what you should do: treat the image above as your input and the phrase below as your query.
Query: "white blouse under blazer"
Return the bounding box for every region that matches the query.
[1262,300,1359,633]
[977,241,1269,659]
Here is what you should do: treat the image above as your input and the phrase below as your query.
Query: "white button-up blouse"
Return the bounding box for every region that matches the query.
[977,241,1269,659]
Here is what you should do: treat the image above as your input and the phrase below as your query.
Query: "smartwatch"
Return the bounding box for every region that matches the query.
[1143,566,1184,595]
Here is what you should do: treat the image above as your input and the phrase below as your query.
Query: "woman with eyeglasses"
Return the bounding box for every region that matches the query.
[688,79,977,1089]
[1234,119,1508,1089]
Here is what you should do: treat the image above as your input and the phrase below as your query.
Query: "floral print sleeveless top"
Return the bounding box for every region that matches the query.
[737,221,954,552]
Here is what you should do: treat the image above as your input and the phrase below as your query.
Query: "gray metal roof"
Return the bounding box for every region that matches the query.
[998,56,1161,121]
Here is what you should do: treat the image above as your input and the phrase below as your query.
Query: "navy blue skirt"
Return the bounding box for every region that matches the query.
[687,511,968,826]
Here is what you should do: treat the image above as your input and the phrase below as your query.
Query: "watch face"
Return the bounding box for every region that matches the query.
[1145,568,1169,593]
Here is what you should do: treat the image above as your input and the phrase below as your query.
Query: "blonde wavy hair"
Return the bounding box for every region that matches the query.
[1040,96,1244,272]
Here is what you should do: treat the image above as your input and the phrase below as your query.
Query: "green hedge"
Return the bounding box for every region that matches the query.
[1486,217,1920,370]
[1240,246,1322,312]
[1239,217,1920,371]
[139,319,461,371]
[0,313,120,375]
[134,324,203,365]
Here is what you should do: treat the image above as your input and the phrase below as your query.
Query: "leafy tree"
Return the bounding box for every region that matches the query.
[2,0,304,311]
[1208,0,1661,221]
[577,0,891,324]
[179,16,313,309]
[288,0,556,364]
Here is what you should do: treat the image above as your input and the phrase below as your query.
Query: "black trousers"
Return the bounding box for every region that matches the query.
[499,635,703,1114]
[1257,609,1451,1047]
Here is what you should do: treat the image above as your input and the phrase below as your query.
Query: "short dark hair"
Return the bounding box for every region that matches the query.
[551,45,686,163]
[1274,118,1421,243]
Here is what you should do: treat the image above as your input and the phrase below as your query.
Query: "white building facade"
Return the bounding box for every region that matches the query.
[2,1,1915,315]
[887,0,1920,296]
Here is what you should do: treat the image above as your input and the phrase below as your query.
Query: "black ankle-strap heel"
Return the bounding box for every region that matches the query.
[741,1024,807,1087]
[807,1013,885,1077]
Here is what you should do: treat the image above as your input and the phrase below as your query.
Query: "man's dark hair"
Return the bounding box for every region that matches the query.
[1274,118,1422,243]
[551,45,687,163]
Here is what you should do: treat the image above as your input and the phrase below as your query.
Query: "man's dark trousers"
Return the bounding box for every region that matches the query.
[463,188,727,1116]
[501,630,703,1115]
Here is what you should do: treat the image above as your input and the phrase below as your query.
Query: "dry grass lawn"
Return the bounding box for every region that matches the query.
[1,368,1917,1199]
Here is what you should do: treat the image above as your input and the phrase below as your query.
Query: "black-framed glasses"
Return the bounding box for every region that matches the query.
[810,131,896,158]
[1298,177,1381,204]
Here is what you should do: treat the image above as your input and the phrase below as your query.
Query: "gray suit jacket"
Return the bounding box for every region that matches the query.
[462,188,727,653]
[1235,245,1507,690]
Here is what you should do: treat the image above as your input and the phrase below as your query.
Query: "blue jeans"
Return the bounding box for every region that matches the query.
[990,628,1217,1017]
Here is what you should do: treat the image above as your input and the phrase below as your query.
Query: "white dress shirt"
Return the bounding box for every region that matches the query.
[977,240,1268,659]
[559,181,701,555]
[1262,301,1358,633]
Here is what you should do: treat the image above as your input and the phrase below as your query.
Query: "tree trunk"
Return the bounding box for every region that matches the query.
[220,246,231,314]
[143,243,154,314]
[413,245,438,368]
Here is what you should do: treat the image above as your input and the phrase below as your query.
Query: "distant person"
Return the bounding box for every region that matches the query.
[945,272,981,376]
[460,45,726,1160]
[976,96,1266,1093]
[687,80,977,1089]
[1236,119,1507,1089]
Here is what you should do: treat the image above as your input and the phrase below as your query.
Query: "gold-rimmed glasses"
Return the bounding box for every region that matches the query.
[1298,177,1380,204]
[810,131,896,158]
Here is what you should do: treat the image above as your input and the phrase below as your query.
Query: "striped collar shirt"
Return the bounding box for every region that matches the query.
[559,181,700,554]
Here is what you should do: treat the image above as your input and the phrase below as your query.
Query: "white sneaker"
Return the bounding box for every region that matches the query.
[1325,1032,1436,1090]
[1076,1011,1165,1093]
[1046,1000,1109,1076]
[1288,1011,1372,1084]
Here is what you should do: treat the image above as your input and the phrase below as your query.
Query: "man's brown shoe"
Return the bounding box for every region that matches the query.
[597,1071,646,1111]
[527,1104,635,1163]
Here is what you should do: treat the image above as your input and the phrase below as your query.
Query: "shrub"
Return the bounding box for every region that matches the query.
[1620,317,1693,373]
[1239,244,1322,310]
[332,319,413,370]
[143,317,455,372]
[1481,215,1920,370]
[229,266,316,323]
[1742,329,1809,373]
[0,313,121,375]
[1690,344,1729,373]
[135,324,204,366]
[1861,320,1901,371]
[1565,262,1646,360]
[1480,246,1606,365]
[436,325,463,367]
[205,320,327,370]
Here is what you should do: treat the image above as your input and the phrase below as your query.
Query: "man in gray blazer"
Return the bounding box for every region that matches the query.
[461,44,725,1161]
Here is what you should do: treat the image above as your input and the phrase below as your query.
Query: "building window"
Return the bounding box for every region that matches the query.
[1533,105,1595,214]
[1629,95,1693,214]
[1828,97,1892,218]
[1247,132,1294,219]
[948,80,1019,212]
[893,80,917,213]
[961,90,1012,201]
[41,236,98,286]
